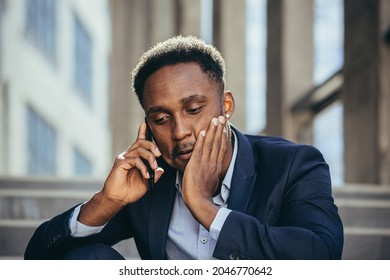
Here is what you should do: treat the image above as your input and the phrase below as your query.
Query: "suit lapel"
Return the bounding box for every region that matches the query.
[147,164,176,259]
[228,127,257,212]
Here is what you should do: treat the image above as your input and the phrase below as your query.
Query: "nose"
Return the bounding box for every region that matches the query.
[172,117,192,141]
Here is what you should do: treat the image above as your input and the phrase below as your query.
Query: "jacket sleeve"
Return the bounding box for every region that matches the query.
[213,145,344,260]
[24,205,132,260]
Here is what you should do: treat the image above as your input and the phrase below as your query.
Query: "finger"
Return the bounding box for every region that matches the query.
[137,121,147,140]
[154,167,165,183]
[202,117,219,160]
[130,139,161,157]
[125,121,148,152]
[122,147,160,180]
[133,157,151,179]
[192,129,206,162]
[133,146,159,170]
[217,122,228,164]
[114,154,150,179]
[210,116,226,161]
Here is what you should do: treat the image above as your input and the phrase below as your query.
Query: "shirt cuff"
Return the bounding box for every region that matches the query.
[209,208,232,240]
[69,204,106,237]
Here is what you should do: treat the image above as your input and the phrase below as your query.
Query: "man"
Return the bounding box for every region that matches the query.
[25,35,343,260]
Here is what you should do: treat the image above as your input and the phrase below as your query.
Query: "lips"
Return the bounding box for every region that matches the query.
[175,149,193,160]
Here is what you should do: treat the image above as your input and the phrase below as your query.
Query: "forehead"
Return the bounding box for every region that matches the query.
[143,62,219,109]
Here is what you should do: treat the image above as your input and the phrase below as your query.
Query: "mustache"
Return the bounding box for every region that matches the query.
[172,142,195,158]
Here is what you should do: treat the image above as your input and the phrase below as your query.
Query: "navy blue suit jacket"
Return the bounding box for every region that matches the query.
[25,127,343,259]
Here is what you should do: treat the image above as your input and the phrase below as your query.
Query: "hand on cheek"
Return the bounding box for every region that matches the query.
[181,116,228,227]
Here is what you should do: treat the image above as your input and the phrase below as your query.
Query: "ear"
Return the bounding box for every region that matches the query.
[223,91,235,120]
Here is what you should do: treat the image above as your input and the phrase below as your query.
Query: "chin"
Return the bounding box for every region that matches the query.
[174,160,189,174]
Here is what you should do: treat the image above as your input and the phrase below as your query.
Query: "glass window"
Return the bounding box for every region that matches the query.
[27,106,57,175]
[200,0,213,44]
[313,0,343,84]
[25,0,57,62]
[245,0,267,134]
[313,101,344,186]
[74,148,92,176]
[313,0,344,186]
[74,15,92,105]
[0,0,5,15]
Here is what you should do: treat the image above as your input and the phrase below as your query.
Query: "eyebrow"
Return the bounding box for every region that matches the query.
[146,94,207,115]
[180,94,207,105]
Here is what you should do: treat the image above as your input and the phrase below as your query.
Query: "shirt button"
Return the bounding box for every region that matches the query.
[229,253,238,260]
[201,237,208,244]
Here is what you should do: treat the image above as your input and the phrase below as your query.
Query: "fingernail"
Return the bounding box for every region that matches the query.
[212,118,219,126]
[200,130,206,137]
[218,116,225,124]
[156,167,164,173]
[155,147,161,155]
[153,160,158,169]
[223,127,227,134]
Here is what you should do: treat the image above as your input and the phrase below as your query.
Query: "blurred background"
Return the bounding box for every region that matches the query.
[0,0,389,259]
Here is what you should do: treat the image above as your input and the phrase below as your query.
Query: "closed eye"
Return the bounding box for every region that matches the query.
[187,106,204,114]
[154,116,170,125]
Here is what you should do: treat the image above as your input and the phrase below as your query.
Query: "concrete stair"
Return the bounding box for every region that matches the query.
[0,177,140,259]
[0,177,389,259]
[333,184,390,259]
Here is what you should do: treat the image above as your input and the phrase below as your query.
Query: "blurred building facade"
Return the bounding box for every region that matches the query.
[109,0,390,187]
[107,0,390,259]
[110,0,249,156]
[0,0,112,179]
[0,0,389,259]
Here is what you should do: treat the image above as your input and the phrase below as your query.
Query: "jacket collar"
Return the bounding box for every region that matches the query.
[227,126,257,212]
[147,161,176,259]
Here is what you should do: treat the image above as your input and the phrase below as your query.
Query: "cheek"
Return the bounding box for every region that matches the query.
[196,111,221,133]
[194,121,208,135]
[152,131,172,158]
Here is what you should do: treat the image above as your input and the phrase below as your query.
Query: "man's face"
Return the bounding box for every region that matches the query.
[143,62,225,173]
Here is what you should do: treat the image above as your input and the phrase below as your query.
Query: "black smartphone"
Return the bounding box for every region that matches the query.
[144,118,155,188]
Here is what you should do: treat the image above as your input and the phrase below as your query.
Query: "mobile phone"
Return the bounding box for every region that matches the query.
[144,118,155,188]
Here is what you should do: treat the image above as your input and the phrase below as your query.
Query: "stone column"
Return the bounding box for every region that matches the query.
[177,0,201,36]
[110,0,180,157]
[343,0,390,184]
[265,0,283,137]
[110,0,149,156]
[265,0,314,141]
[218,0,246,131]
[149,0,177,44]
[378,0,390,184]
[0,2,7,174]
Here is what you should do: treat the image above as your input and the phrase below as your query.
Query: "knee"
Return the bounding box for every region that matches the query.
[62,243,125,260]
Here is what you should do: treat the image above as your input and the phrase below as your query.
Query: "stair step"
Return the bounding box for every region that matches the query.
[335,198,390,228]
[344,227,390,236]
[0,196,89,219]
[333,184,390,200]
[0,225,35,257]
[342,233,390,259]
[1,179,390,260]
[0,182,98,219]
[0,219,140,259]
